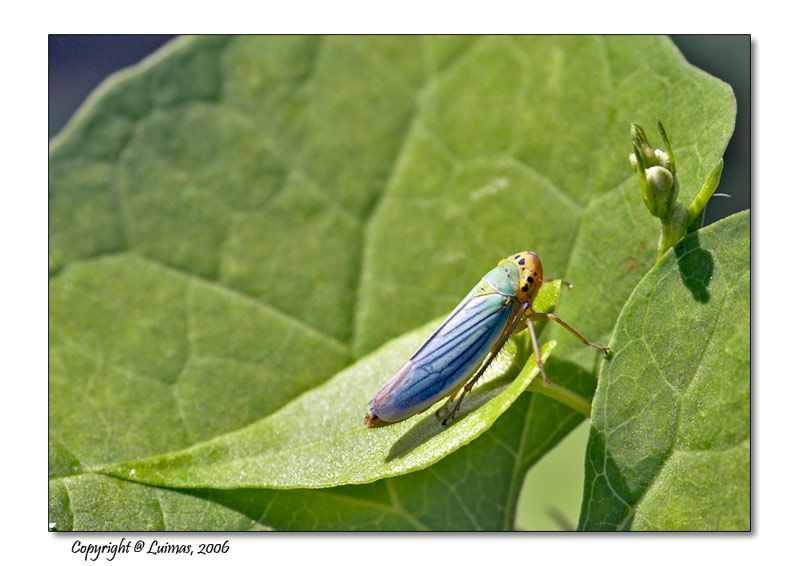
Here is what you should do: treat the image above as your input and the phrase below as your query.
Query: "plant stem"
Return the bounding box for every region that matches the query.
[687,159,724,230]
[527,379,592,418]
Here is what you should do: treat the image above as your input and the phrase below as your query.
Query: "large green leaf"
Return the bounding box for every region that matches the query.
[579,211,750,531]
[100,290,558,489]
[49,35,736,530]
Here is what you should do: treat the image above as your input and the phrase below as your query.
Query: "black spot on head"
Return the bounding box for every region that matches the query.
[526,276,533,283]
[533,271,537,276]
[514,254,520,259]
[521,285,529,292]
[518,258,525,265]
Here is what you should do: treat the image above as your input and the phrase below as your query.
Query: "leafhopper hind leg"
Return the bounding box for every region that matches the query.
[528,311,610,355]
[434,387,462,419]
[525,318,550,385]
[523,306,610,387]
[439,353,497,426]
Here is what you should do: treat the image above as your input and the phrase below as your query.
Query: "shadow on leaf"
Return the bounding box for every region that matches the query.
[385,380,511,463]
[674,231,714,303]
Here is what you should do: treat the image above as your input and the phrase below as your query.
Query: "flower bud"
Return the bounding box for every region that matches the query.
[629,152,639,171]
[644,165,674,218]
[631,122,679,220]
[654,149,671,169]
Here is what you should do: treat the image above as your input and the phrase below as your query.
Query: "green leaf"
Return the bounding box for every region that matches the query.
[49,475,273,531]
[105,341,555,488]
[579,210,750,531]
[49,35,736,530]
[49,254,353,467]
[52,378,585,531]
[100,286,559,489]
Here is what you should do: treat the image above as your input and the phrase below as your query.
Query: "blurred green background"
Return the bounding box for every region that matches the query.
[49,35,750,530]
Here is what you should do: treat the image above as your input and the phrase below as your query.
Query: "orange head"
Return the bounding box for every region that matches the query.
[499,251,544,304]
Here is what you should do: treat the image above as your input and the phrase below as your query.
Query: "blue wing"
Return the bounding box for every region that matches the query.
[369,288,516,423]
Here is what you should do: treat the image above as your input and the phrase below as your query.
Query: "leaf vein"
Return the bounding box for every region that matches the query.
[428,468,482,530]
[618,255,740,527]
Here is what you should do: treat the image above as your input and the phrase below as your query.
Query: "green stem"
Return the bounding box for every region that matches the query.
[657,202,687,257]
[527,379,592,418]
[687,159,724,229]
